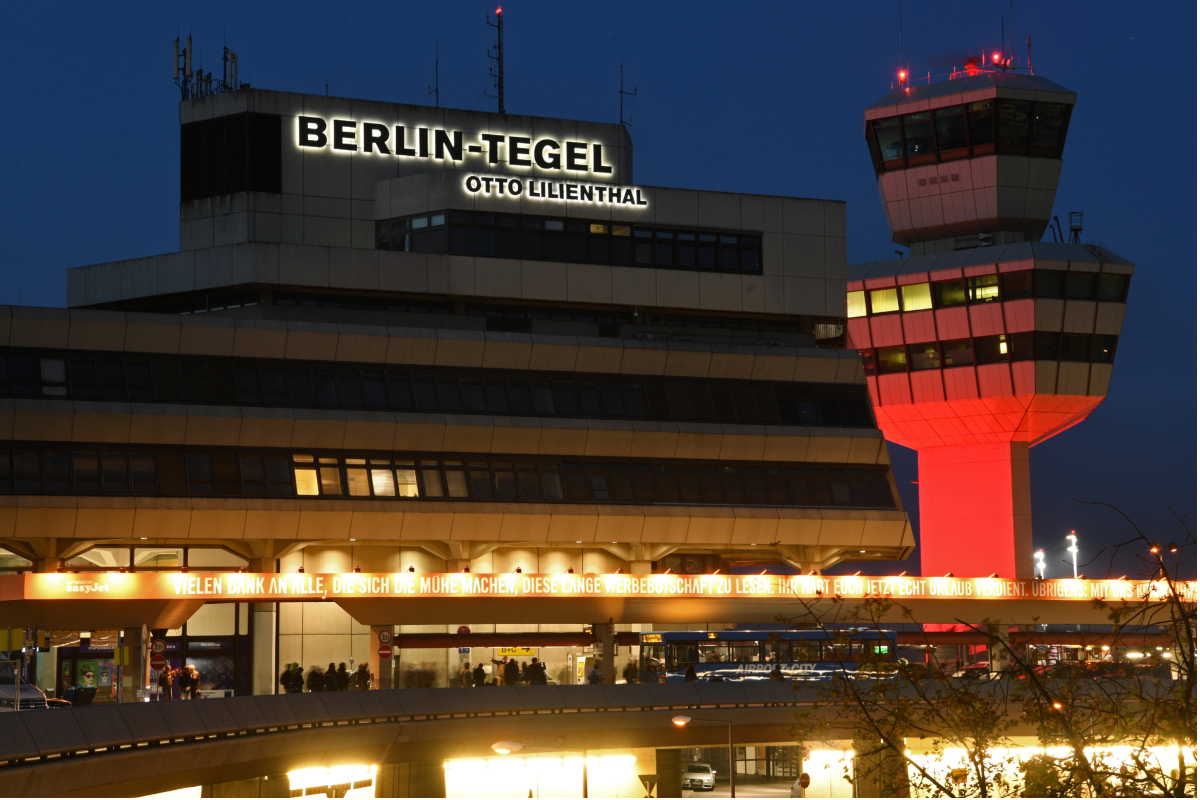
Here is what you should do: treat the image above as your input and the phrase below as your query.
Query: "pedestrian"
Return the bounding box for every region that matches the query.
[490,656,508,684]
[684,664,698,683]
[504,658,521,686]
[770,665,784,681]
[336,663,350,691]
[354,663,371,690]
[472,663,486,687]
[179,665,198,699]
[622,660,639,684]
[459,663,472,687]
[520,661,529,683]
[156,664,174,700]
[306,665,324,692]
[586,665,604,684]
[324,663,338,692]
[528,657,548,685]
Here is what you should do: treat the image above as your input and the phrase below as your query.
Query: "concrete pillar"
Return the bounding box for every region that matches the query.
[630,561,652,574]
[853,735,910,798]
[408,761,446,798]
[918,442,1034,578]
[592,620,615,683]
[989,624,1012,676]
[655,749,683,798]
[370,626,393,690]
[32,557,63,573]
[252,603,277,695]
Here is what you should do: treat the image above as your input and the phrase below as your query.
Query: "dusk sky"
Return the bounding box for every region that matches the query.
[1,1,1194,578]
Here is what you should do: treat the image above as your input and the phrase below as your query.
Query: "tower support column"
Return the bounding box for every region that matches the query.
[918,441,1034,578]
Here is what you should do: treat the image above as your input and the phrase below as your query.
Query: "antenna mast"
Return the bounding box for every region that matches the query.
[429,39,440,108]
[619,62,637,127]
[173,34,241,100]
[487,8,505,114]
[898,0,904,76]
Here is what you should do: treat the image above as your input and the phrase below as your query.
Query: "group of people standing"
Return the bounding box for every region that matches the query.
[155,664,201,699]
[280,662,373,693]
[462,656,549,687]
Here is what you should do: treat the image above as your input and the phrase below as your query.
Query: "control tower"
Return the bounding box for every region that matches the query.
[847,69,1133,578]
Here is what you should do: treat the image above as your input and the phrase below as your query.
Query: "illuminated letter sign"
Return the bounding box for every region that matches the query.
[467,176,648,208]
[296,116,619,178]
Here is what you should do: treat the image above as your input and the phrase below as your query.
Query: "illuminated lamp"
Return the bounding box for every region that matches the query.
[1150,543,1161,554]
[760,570,769,575]
[1101,645,1110,651]
[514,567,522,574]
[1127,652,1144,660]
[1116,575,1126,581]
[297,567,304,573]
[987,573,999,578]
[492,741,523,755]
[1168,543,1178,553]
[807,570,817,575]
[408,566,416,573]
[852,570,862,576]
[1078,574,1086,580]
[1051,701,1063,710]
[180,566,189,573]
[943,572,954,578]
[461,567,470,573]
[898,571,907,577]
[118,567,126,573]
[615,568,623,574]
[567,568,574,574]
[353,567,361,573]
[238,566,246,573]
[495,6,502,13]
[860,550,866,553]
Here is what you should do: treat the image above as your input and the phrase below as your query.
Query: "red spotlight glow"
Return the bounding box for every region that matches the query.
[496,6,502,12]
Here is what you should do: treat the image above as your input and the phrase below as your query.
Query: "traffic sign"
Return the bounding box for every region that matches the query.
[150,639,167,655]
[799,773,811,789]
[378,630,393,645]
[377,644,392,660]
[457,626,471,635]
[150,654,169,672]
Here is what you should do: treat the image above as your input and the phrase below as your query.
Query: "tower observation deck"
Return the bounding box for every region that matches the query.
[848,71,1133,578]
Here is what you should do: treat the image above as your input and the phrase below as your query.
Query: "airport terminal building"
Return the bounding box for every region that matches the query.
[0,89,912,697]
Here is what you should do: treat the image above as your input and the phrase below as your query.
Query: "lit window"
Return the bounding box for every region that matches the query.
[968,274,1001,303]
[869,288,900,314]
[371,469,397,497]
[612,225,631,237]
[346,468,371,496]
[876,346,907,373]
[320,467,343,495]
[295,468,319,496]
[590,224,608,234]
[847,291,867,318]
[900,283,932,311]
[395,465,419,497]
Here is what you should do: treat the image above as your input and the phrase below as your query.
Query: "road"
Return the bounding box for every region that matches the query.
[684,780,794,798]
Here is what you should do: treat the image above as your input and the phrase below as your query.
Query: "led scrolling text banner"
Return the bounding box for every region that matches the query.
[14,573,1193,604]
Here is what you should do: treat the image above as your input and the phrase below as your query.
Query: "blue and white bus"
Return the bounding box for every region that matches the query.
[639,630,898,683]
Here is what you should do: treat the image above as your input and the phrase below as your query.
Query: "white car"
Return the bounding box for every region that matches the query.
[0,665,47,711]
[682,762,716,791]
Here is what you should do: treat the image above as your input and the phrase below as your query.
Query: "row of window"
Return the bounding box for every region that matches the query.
[860,332,1118,375]
[848,270,1129,318]
[376,211,765,275]
[2,349,874,428]
[646,639,894,669]
[870,99,1070,172]
[0,445,896,508]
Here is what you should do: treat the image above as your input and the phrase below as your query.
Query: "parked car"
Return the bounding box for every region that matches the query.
[682,762,717,792]
[0,664,47,711]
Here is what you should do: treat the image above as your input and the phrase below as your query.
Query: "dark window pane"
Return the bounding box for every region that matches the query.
[484,379,509,413]
[338,369,363,408]
[699,246,717,270]
[942,339,974,367]
[828,470,852,506]
[96,359,125,399]
[42,450,70,492]
[975,335,1010,365]
[497,229,542,260]
[967,274,1000,303]
[908,342,940,371]
[437,376,461,411]
[184,453,210,494]
[312,369,338,406]
[13,450,40,492]
[721,248,739,271]
[260,367,287,404]
[287,369,313,406]
[816,392,841,426]
[621,382,649,418]
[552,379,579,415]
[413,375,438,409]
[1034,270,1065,299]
[1008,332,1034,361]
[266,456,295,496]
[635,242,653,264]
[73,451,100,492]
[460,378,486,411]
[1065,272,1097,300]
[235,365,260,403]
[10,355,37,396]
[508,380,533,414]
[1035,333,1060,360]
[656,243,674,266]
[996,99,1031,148]
[1001,271,1033,300]
[69,357,96,397]
[362,372,387,408]
[873,117,903,162]
[517,469,542,501]
[577,381,602,416]
[212,452,241,495]
[240,455,266,495]
[796,391,820,424]
[934,105,967,150]
[850,475,874,506]
[589,470,611,501]
[387,372,413,409]
[605,466,634,502]
[599,381,623,416]
[741,250,760,272]
[449,227,496,256]
[1030,103,1066,152]
[1098,274,1128,303]
[933,280,966,307]
[541,467,565,501]
[130,453,157,493]
[610,237,631,264]
[101,452,130,493]
[653,465,679,503]
[1061,334,1090,362]
[721,467,745,504]
[967,100,995,147]
[743,467,768,504]
[1092,335,1118,364]
[126,360,153,400]
[563,463,591,500]
[872,479,896,508]
[494,464,519,499]
[678,245,696,268]
[531,381,556,414]
[902,112,934,158]
[589,237,609,263]
[838,394,871,427]
[876,346,907,373]
[470,463,495,499]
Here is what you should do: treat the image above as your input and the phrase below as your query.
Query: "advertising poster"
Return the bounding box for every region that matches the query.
[76,660,97,687]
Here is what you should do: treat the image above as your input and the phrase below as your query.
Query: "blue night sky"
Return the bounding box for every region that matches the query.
[0,2,1194,579]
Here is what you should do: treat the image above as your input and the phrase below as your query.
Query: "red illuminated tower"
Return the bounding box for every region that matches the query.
[848,70,1132,578]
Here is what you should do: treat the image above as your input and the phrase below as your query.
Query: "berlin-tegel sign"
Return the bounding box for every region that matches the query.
[12,573,1193,604]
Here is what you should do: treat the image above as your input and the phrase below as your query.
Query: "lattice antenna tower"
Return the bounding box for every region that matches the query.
[428,39,440,108]
[486,7,505,114]
[619,62,637,127]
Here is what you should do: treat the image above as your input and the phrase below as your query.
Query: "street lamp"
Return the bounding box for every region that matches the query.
[1033,549,1046,579]
[1066,532,1079,579]
[492,741,589,798]
[672,715,736,798]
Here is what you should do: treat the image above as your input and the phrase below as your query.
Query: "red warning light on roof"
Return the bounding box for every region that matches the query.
[496,6,502,12]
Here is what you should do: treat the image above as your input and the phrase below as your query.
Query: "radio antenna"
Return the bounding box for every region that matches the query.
[486,7,505,114]
[619,61,637,127]
[428,39,440,108]
[898,0,904,75]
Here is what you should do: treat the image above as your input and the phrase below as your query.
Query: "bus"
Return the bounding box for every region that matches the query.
[639,630,898,683]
